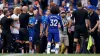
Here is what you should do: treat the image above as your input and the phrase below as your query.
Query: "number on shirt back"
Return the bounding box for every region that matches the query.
[50,19,58,26]
[35,19,38,24]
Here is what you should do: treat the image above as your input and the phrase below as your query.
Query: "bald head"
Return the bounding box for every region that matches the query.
[22,6,28,13]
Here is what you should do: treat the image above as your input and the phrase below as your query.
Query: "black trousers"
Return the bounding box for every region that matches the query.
[91,30,100,53]
[68,31,74,53]
[39,35,47,53]
[1,31,13,53]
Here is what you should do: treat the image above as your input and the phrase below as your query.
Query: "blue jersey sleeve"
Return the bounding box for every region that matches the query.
[47,15,50,25]
[42,16,45,23]
[42,16,48,24]
[59,16,64,31]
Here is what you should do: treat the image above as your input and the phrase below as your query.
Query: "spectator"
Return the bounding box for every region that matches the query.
[0,8,4,20]
[98,4,100,9]
[48,0,60,6]
[14,0,21,7]
[66,11,74,53]
[61,1,68,11]
[67,4,76,12]
[87,1,92,6]
[28,6,34,17]
[9,8,14,15]
[0,0,4,10]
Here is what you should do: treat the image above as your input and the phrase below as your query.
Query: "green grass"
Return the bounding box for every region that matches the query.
[0,54,100,56]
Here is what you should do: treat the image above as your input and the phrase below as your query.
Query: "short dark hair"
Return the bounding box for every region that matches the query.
[50,6,60,14]
[3,10,8,15]
[77,2,82,7]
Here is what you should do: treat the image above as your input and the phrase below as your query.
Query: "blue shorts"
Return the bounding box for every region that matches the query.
[29,30,34,42]
[12,34,20,40]
[48,33,60,43]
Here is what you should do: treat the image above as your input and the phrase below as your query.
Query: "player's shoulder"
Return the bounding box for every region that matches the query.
[11,14,16,17]
[11,14,19,18]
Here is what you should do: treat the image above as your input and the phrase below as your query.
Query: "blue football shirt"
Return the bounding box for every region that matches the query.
[47,14,63,33]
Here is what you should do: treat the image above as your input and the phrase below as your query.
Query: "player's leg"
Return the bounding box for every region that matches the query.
[12,34,20,53]
[59,34,63,53]
[73,27,80,53]
[6,33,13,53]
[1,34,6,53]
[62,35,69,54]
[47,33,52,54]
[29,30,34,53]
[81,27,89,53]
[19,28,25,53]
[20,28,29,53]
[54,33,60,54]
[33,31,40,53]
[24,29,29,53]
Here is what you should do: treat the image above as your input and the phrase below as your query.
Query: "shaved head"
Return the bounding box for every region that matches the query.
[22,6,28,12]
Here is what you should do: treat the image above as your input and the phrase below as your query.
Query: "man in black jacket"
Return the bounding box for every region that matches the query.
[69,2,90,53]
[0,10,13,53]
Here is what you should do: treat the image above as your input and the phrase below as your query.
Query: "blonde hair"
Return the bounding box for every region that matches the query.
[13,7,20,14]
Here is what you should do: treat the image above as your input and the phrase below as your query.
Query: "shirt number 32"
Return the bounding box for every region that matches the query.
[50,19,58,26]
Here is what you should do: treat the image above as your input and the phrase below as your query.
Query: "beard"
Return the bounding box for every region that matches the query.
[62,16,65,18]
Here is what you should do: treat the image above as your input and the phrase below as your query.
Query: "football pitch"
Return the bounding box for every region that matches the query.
[0,54,100,56]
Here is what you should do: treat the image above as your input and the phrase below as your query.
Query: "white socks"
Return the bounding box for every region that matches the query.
[47,42,51,54]
[47,42,60,54]
[55,43,59,54]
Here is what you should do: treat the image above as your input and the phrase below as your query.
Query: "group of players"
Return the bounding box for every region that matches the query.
[0,5,69,54]
[0,1,100,54]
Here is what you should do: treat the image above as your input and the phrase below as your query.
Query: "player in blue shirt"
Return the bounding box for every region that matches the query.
[28,16,35,53]
[39,9,51,53]
[41,9,50,35]
[46,6,64,54]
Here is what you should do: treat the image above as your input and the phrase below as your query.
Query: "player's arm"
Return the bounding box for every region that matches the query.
[0,20,2,33]
[46,25,48,37]
[85,11,91,28]
[65,19,69,27]
[28,17,35,27]
[46,17,49,37]
[40,18,43,36]
[86,19,90,28]
[10,18,20,30]
[28,24,34,27]
[0,25,2,33]
[13,18,19,21]
[11,15,19,21]
[68,11,75,28]
[91,14,99,32]
[59,17,64,31]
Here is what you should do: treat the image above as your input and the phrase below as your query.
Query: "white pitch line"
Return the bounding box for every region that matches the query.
[4,54,23,56]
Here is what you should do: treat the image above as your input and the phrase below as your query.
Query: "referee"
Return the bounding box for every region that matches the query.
[69,2,90,53]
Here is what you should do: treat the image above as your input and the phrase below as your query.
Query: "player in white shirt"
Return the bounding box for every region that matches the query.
[11,7,21,52]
